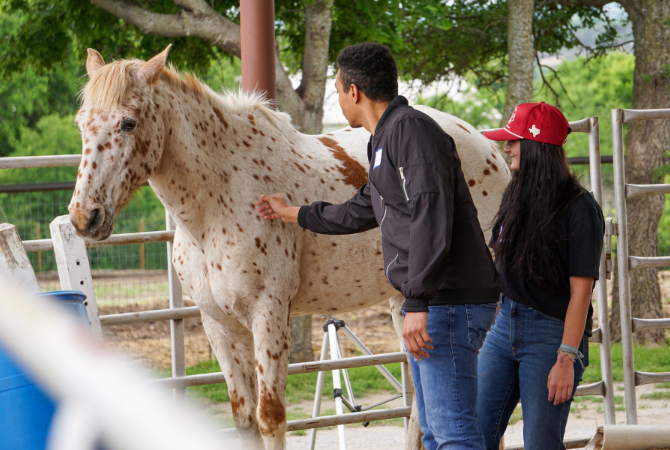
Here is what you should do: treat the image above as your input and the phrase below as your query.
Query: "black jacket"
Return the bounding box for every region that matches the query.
[298,96,499,312]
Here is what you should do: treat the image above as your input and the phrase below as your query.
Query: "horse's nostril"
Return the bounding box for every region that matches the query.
[87,206,105,234]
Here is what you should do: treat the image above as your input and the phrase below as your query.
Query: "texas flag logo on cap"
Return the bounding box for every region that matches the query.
[484,102,571,146]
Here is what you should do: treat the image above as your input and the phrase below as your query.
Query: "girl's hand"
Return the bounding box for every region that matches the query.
[547,353,574,405]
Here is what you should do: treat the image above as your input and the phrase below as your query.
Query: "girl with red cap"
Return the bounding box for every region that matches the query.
[477,103,605,449]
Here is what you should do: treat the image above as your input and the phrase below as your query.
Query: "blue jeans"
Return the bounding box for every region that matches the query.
[405,303,497,450]
[477,296,589,450]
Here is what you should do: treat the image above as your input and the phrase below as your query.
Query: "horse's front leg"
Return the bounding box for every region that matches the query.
[390,294,425,450]
[250,297,292,450]
[201,312,264,449]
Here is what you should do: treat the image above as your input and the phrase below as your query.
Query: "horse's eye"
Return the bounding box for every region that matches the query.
[121,118,137,132]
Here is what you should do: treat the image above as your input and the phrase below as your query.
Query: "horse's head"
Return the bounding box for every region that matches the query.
[69,46,171,240]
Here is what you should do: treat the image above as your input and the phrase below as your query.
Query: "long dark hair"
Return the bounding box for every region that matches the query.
[492,139,583,288]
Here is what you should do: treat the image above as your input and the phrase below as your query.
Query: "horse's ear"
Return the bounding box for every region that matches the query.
[86,49,105,78]
[138,44,172,85]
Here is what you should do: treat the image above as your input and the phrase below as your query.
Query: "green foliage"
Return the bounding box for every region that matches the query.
[416,86,505,130]
[534,53,635,160]
[0,15,81,156]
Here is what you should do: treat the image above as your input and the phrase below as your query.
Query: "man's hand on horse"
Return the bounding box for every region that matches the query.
[256,193,300,223]
[402,312,433,361]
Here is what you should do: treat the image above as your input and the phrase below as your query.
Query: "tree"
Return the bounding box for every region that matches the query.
[0,15,81,156]
[502,0,535,125]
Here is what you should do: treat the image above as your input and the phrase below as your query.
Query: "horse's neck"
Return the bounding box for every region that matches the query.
[149,86,299,241]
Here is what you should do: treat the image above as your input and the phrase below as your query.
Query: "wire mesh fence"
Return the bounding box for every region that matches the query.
[0,185,211,370]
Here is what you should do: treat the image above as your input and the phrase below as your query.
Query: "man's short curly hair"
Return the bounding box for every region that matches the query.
[337,43,398,103]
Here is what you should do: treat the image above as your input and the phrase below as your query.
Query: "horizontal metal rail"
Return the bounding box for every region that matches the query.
[154,352,408,389]
[0,180,150,194]
[22,230,175,253]
[626,183,670,199]
[215,406,413,438]
[22,239,55,252]
[100,306,201,327]
[0,181,76,193]
[0,154,81,169]
[632,318,670,333]
[590,327,602,344]
[635,371,670,386]
[575,380,605,397]
[566,156,612,166]
[506,437,592,450]
[628,256,670,270]
[623,108,670,123]
[286,406,411,432]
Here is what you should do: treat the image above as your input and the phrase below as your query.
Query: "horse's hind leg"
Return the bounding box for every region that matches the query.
[390,294,425,450]
[201,312,264,450]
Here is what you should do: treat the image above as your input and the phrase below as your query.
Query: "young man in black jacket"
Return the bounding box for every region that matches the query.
[257,43,498,450]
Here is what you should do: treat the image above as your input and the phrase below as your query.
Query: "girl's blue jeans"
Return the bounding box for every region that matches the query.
[477,296,589,450]
[405,303,497,450]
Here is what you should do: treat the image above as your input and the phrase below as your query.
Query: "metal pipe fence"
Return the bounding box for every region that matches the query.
[612,107,670,424]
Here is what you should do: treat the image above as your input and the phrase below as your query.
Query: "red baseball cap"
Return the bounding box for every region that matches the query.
[484,102,571,145]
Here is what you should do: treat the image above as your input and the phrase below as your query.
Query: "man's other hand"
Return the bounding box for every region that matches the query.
[256,193,300,223]
[402,312,433,361]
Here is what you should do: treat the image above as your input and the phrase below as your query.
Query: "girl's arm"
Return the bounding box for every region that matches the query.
[547,276,593,405]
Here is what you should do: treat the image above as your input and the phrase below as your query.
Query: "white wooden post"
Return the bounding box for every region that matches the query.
[166,211,186,397]
[0,223,41,293]
[50,216,102,334]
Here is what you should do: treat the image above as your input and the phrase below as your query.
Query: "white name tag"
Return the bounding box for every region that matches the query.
[374,148,382,168]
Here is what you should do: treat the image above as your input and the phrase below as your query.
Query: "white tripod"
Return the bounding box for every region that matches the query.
[308,317,409,450]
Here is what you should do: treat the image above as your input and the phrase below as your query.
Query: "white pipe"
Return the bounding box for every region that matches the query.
[586,425,670,450]
[0,279,230,450]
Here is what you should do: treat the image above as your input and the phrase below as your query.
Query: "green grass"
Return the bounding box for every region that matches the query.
[163,359,403,405]
[582,343,670,383]
[641,390,670,400]
[655,382,670,389]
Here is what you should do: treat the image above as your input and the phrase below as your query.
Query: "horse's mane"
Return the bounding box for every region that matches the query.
[81,59,293,131]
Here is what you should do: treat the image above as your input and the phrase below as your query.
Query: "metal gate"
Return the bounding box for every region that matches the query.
[611,108,670,424]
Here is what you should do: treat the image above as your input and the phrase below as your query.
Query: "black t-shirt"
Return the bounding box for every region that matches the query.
[489,189,605,336]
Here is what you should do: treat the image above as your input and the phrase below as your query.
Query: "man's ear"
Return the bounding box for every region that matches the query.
[350,84,361,103]
[86,49,105,78]
[137,44,172,85]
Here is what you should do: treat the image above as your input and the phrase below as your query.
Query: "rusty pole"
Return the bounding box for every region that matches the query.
[240,0,277,108]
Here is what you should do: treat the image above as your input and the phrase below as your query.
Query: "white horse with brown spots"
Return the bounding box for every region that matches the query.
[69,46,510,450]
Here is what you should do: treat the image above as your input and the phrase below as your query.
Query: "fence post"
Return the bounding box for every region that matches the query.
[612,108,637,424]
[588,117,616,425]
[166,211,186,397]
[0,223,41,293]
[50,216,102,334]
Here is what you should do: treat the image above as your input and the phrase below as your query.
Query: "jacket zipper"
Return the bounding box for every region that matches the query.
[385,253,399,287]
[399,167,410,202]
[379,195,388,237]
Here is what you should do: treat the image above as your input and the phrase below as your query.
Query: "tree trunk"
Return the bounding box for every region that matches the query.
[286,0,334,362]
[613,0,670,344]
[289,315,314,363]
[500,0,535,126]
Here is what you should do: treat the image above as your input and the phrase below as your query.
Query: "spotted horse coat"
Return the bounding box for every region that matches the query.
[69,46,511,450]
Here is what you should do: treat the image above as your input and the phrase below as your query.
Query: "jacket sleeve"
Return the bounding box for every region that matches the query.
[397,119,455,313]
[297,182,379,235]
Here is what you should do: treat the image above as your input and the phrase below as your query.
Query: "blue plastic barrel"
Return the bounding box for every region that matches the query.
[0,290,89,450]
